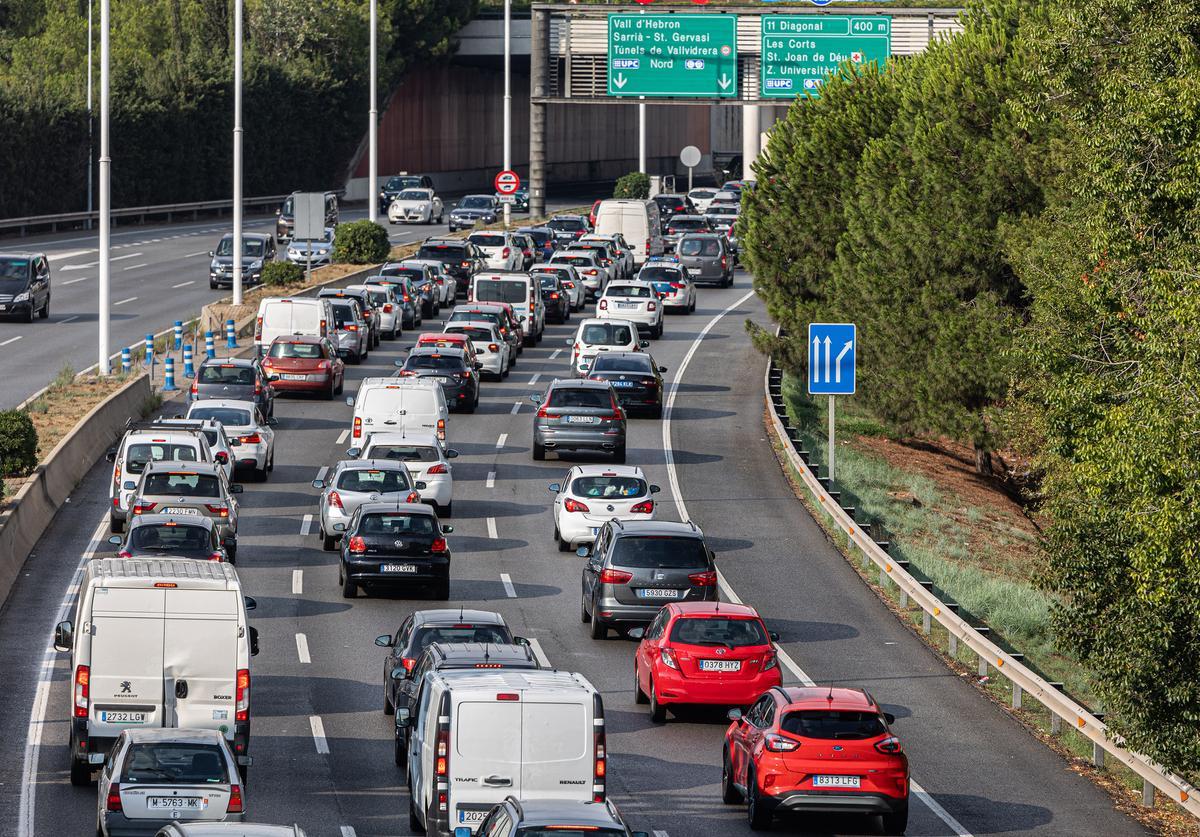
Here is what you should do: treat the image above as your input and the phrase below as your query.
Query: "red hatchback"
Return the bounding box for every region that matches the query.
[723,686,909,834]
[633,602,782,723]
[260,335,345,399]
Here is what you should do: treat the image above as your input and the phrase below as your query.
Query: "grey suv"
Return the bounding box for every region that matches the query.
[530,379,627,462]
[188,356,275,419]
[130,461,243,560]
[676,233,733,287]
[579,519,718,639]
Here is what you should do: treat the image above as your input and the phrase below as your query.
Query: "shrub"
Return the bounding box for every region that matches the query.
[0,410,38,478]
[333,220,391,265]
[261,260,305,287]
[614,171,650,200]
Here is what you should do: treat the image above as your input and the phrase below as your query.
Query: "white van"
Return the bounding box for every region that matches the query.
[254,297,335,355]
[347,377,449,445]
[53,558,259,785]
[403,669,605,836]
[469,271,545,347]
[593,199,663,266]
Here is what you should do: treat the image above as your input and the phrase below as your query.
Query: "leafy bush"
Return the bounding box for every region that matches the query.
[0,410,38,478]
[333,221,390,265]
[261,260,305,287]
[614,172,650,200]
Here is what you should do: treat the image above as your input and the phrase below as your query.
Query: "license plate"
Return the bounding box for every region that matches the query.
[101,710,147,724]
[458,809,489,823]
[148,797,205,810]
[163,507,199,515]
[428,376,449,384]
[567,415,599,424]
[636,588,680,599]
[282,374,306,381]
[813,775,861,788]
[382,563,418,573]
[699,659,742,672]
[0,305,7,311]
[617,302,639,309]
[610,381,635,388]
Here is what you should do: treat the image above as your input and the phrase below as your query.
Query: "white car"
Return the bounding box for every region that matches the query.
[285,227,335,266]
[548,465,660,550]
[581,234,634,282]
[350,431,458,515]
[387,188,444,225]
[186,399,277,481]
[637,259,697,314]
[550,250,607,298]
[407,258,457,305]
[567,318,646,377]
[444,319,511,379]
[347,283,402,339]
[468,231,523,271]
[687,187,718,214]
[596,280,663,338]
[313,459,422,550]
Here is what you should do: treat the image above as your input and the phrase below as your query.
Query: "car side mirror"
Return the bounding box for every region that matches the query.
[640,340,650,348]
[884,712,896,725]
[628,627,645,640]
[564,338,573,346]
[474,361,483,370]
[208,250,215,257]
[769,631,780,642]
[248,626,260,657]
[375,634,392,648]
[105,449,117,463]
[54,620,74,652]
[123,480,136,490]
[415,480,428,490]
[244,596,257,611]
[391,666,409,681]
[658,366,668,373]
[215,451,229,465]
[312,479,325,489]
[576,545,591,557]
[346,448,362,458]
[528,393,542,404]
[514,636,530,647]
[108,535,122,545]
[268,417,279,427]
[547,483,561,493]
[649,484,661,494]
[333,523,346,532]
[441,524,454,534]
[446,449,459,459]
[230,484,244,494]
[727,708,743,723]
[396,707,413,727]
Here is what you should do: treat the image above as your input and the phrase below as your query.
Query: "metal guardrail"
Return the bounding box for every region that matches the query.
[761,345,1200,819]
[0,195,290,237]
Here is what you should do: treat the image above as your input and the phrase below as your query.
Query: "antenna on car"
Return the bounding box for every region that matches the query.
[827,685,834,702]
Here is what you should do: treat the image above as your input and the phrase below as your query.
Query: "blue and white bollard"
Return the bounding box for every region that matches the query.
[121,347,132,374]
[144,333,154,365]
[163,356,177,391]
[205,330,215,358]
[183,343,195,378]
[226,319,237,349]
[174,321,183,350]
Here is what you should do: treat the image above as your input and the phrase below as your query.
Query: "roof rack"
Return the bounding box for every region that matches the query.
[124,419,208,433]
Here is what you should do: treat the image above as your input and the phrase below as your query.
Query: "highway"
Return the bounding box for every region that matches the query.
[0,262,1147,835]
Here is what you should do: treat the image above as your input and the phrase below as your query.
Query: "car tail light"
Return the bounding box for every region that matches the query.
[348,536,367,554]
[132,502,156,515]
[119,550,133,559]
[346,324,359,332]
[190,383,198,396]
[227,783,244,814]
[240,433,261,444]
[501,247,511,258]
[459,370,472,379]
[254,316,263,340]
[599,299,608,310]
[631,500,653,514]
[435,722,451,812]
[319,318,327,336]
[762,649,778,671]
[765,733,800,752]
[353,416,362,439]
[106,782,122,812]
[593,694,607,801]
[208,551,223,561]
[564,497,590,513]
[461,260,471,268]
[431,537,447,553]
[437,277,445,285]
[721,255,728,268]
[236,668,250,721]
[436,419,445,441]
[428,463,448,475]
[586,269,598,276]
[648,301,657,311]
[875,736,904,755]
[384,303,393,313]
[114,463,121,483]
[488,343,500,352]
[397,369,416,377]
[406,491,420,503]
[598,568,633,584]
[254,380,263,395]
[645,238,651,253]
[402,657,418,673]
[660,648,679,669]
[328,490,344,510]
[688,570,717,587]
[403,293,412,303]
[204,504,229,518]
[550,292,559,300]
[536,405,550,418]
[74,665,89,718]
[670,282,684,289]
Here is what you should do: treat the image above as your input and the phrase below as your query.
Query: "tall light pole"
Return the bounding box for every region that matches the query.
[97,0,111,375]
[368,0,378,224]
[502,0,512,228]
[86,0,94,231]
[232,0,244,306]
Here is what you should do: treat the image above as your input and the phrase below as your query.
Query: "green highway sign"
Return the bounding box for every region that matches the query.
[608,14,738,98]
[760,15,890,99]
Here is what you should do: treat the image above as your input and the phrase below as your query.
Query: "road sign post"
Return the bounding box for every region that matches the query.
[808,322,856,483]
[608,14,737,98]
[760,16,890,99]
[680,145,701,193]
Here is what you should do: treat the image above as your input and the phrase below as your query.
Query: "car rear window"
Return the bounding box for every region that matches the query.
[581,323,634,346]
[679,238,721,257]
[475,279,527,304]
[611,536,709,569]
[121,742,228,785]
[380,266,425,282]
[143,472,221,497]
[553,255,594,267]
[780,710,888,740]
[570,475,647,498]
[639,266,683,282]
[691,190,716,199]
[198,365,254,385]
[337,468,411,493]
[669,218,708,230]
[591,355,653,374]
[364,444,439,463]
[360,513,435,536]
[188,407,252,427]
[470,233,506,247]
[669,616,767,648]
[406,354,465,371]
[412,624,512,651]
[269,341,323,359]
[606,285,652,298]
[708,206,739,216]
[125,443,198,473]
[450,311,500,327]
[547,388,612,409]
[517,830,626,837]
[446,326,494,342]
[549,218,586,232]
[537,275,559,290]
[128,523,212,552]
[417,245,467,261]
[331,303,358,327]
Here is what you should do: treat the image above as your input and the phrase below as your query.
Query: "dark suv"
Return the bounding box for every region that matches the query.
[477,798,651,837]
[188,356,275,419]
[0,252,51,321]
[579,519,718,639]
[396,346,481,413]
[416,239,485,297]
[530,379,627,462]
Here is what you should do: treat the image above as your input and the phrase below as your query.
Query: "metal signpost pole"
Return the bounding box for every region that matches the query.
[232,0,244,306]
[503,0,512,229]
[97,0,111,375]
[86,0,94,230]
[529,8,548,218]
[368,0,378,224]
[808,323,856,485]
[638,99,646,174]
[828,395,836,482]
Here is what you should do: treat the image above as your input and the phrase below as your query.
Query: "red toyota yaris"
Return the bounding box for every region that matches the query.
[633,602,782,723]
[722,686,910,833]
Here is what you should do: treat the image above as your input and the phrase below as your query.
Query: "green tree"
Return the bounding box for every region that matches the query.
[614,172,649,199]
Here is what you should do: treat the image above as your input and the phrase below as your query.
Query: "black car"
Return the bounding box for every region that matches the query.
[653,193,694,230]
[336,502,452,599]
[518,226,558,262]
[448,194,499,232]
[395,346,482,413]
[379,173,434,215]
[108,514,227,562]
[546,214,590,246]
[478,798,651,837]
[586,351,667,418]
[0,252,51,321]
[379,640,539,764]
[416,239,485,297]
[537,273,571,324]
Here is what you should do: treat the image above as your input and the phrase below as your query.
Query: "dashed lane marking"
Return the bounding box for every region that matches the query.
[122,263,148,271]
[528,373,541,385]
[171,281,194,289]
[487,517,498,539]
[61,276,89,286]
[548,349,561,360]
[296,633,312,664]
[113,296,137,306]
[528,637,551,668]
[0,336,22,347]
[486,471,496,489]
[501,573,516,597]
[292,570,303,595]
[316,466,329,483]
[496,433,508,449]
[337,428,350,445]
[309,716,329,754]
[510,401,522,415]
[300,514,313,536]
[56,316,80,325]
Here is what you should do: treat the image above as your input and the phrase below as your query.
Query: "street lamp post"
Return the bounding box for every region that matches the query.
[368,0,379,224]
[97,0,111,374]
[232,0,244,306]
[502,0,512,228]
[86,0,94,231]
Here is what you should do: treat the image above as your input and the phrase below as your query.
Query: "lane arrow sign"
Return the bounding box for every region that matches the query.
[812,336,821,383]
[717,73,732,90]
[823,336,832,383]
[614,73,628,89]
[834,340,853,383]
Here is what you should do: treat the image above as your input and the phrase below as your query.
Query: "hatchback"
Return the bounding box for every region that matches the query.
[336,502,452,599]
[313,460,422,550]
[188,357,275,419]
[548,465,659,551]
[597,281,663,338]
[396,346,481,413]
[547,214,590,246]
[474,797,652,837]
[637,260,697,314]
[723,687,909,834]
[443,320,510,380]
[371,268,425,328]
[586,351,667,418]
[347,283,403,340]
[319,288,380,347]
[676,233,734,287]
[259,335,344,399]
[329,299,369,363]
[530,379,627,462]
[567,318,647,377]
[414,331,480,370]
[579,519,718,639]
[518,226,558,261]
[396,260,441,317]
[186,399,276,481]
[448,304,522,360]
[351,431,458,516]
[108,514,226,562]
[532,263,585,311]
[550,250,607,298]
[537,272,571,324]
[130,461,243,560]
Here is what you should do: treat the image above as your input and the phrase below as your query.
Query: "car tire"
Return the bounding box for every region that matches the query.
[225,541,237,563]
[439,502,453,518]
[501,362,510,379]
[653,321,663,339]
[340,564,357,598]
[634,664,648,704]
[326,379,336,400]
[39,299,49,319]
[613,444,626,464]
[746,770,772,830]
[580,590,591,623]
[335,377,344,395]
[650,404,663,420]
[689,297,696,313]
[210,281,219,290]
[384,685,395,714]
[408,795,423,834]
[22,304,34,323]
[70,754,92,787]
[722,749,743,803]
[394,732,408,772]
[349,351,361,366]
[589,604,607,640]
[533,443,546,461]
[649,679,667,723]
[881,806,909,836]
[321,528,337,551]
[558,534,571,553]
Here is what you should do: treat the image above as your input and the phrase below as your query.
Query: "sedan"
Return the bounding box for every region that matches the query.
[336,502,452,599]
[637,260,697,314]
[387,188,444,224]
[568,318,647,378]
[260,335,344,399]
[186,399,277,481]
[285,227,335,266]
[447,194,499,232]
[313,460,422,550]
[548,464,659,551]
[107,514,227,562]
[587,351,667,418]
[97,728,244,835]
[530,379,627,462]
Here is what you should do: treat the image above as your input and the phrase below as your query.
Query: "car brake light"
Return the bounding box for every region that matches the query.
[254,380,263,394]
[762,649,778,671]
[688,570,717,587]
[240,433,261,444]
[132,502,156,515]
[764,732,800,752]
[875,736,904,754]
[204,504,229,518]
[406,491,421,503]
[631,500,653,514]
[593,698,607,802]
[427,463,448,475]
[564,498,590,513]
[598,568,633,584]
[190,383,198,396]
[536,405,551,418]
[403,293,412,302]
[74,665,89,718]
[660,648,680,670]
[254,316,263,340]
[346,324,359,332]
[459,370,472,379]
[348,536,367,554]
[113,463,122,482]
[670,282,684,289]
[384,303,393,313]
[353,417,362,439]
[118,550,133,558]
[208,551,223,561]
[106,782,122,812]
[435,721,451,811]
[502,247,511,258]
[402,657,418,673]
[648,301,657,311]
[437,418,445,441]
[227,783,244,814]
[328,490,344,510]
[431,537,447,552]
[397,369,416,377]
[487,342,500,352]
[599,299,608,310]
[236,668,250,721]
[319,318,327,335]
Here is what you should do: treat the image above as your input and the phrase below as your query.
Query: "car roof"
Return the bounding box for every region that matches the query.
[165,824,304,837]
[121,727,227,744]
[409,345,467,358]
[548,378,613,391]
[669,214,707,221]
[334,458,409,472]
[129,513,216,530]
[357,501,435,515]
[591,351,652,363]
[445,320,498,332]
[611,519,703,538]
[0,251,44,259]
[513,798,625,826]
[413,608,506,627]
[780,686,879,713]
[219,232,271,241]
[190,399,257,412]
[669,601,759,618]
[141,460,223,476]
[363,430,442,447]
[576,317,638,329]
[567,464,646,478]
[426,642,538,667]
[270,334,323,344]
[200,356,256,367]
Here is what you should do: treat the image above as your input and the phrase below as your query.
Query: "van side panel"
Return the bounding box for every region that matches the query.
[451,700,523,832]
[88,587,167,739]
[163,589,240,740]
[521,700,592,803]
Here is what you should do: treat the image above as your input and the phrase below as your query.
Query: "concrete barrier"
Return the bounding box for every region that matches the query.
[0,373,153,606]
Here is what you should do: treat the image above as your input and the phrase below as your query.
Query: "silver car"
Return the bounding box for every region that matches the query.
[676,233,734,287]
[313,459,423,550]
[130,461,243,560]
[347,283,402,340]
[530,379,627,463]
[186,399,277,481]
[330,299,369,364]
[285,226,336,266]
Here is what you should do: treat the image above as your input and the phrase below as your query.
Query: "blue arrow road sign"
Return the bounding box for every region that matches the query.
[808,322,856,395]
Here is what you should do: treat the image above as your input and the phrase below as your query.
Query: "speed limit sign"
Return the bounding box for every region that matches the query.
[494,170,520,194]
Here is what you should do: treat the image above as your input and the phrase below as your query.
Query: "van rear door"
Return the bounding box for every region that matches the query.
[88,587,167,738]
[451,697,523,833]
[520,697,593,802]
[163,588,240,740]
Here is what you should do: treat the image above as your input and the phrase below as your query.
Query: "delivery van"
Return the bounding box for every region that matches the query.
[347,377,449,445]
[468,272,545,347]
[254,297,335,355]
[593,200,663,266]
[53,558,259,785]
[403,669,605,836]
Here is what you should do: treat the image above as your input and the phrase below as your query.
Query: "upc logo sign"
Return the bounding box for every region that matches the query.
[612,59,639,70]
[766,79,792,89]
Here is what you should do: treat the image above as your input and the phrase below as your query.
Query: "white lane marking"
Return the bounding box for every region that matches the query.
[661,288,975,837]
[292,570,303,595]
[510,401,521,415]
[487,517,498,539]
[310,716,330,754]
[185,251,209,258]
[296,633,312,664]
[1,336,23,347]
[61,276,89,286]
[56,315,80,325]
[171,281,194,289]
[500,572,516,598]
[122,263,148,271]
[19,510,110,837]
[340,827,357,837]
[300,514,313,536]
[653,831,670,837]
[548,349,561,360]
[113,296,138,306]
[528,373,541,385]
[496,433,508,449]
[528,637,551,668]
[110,252,142,262]
[316,466,329,483]
[337,428,350,445]
[486,471,496,489]
[59,262,97,271]
[48,248,95,260]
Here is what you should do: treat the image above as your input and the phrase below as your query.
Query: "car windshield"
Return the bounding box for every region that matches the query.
[538,276,559,290]
[120,742,229,785]
[143,472,221,497]
[446,326,494,342]
[450,311,500,327]
[571,475,647,498]
[679,238,722,257]
[475,279,526,304]
[188,407,252,427]
[281,196,294,216]
[125,443,198,473]
[337,468,411,493]
[461,196,493,209]
[269,341,324,359]
[412,624,512,651]
[0,257,30,293]
[640,266,683,282]
[360,513,436,536]
[548,217,586,232]
[397,190,428,201]
[129,523,212,552]
[547,388,611,409]
[417,245,467,261]
[607,285,652,299]
[592,355,653,374]
[198,365,255,385]
[669,616,767,648]
[470,233,506,246]
[406,354,464,371]
[215,237,264,257]
[611,536,709,569]
[581,323,633,345]
[332,303,358,327]
[364,443,440,463]
[780,710,888,740]
[387,176,422,189]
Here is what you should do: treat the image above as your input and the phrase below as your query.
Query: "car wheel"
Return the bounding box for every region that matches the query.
[225,541,237,563]
[340,564,357,598]
[321,528,337,551]
[438,501,453,518]
[349,351,361,365]
[747,770,772,830]
[22,304,34,323]
[408,794,423,833]
[501,361,510,379]
[394,731,408,772]
[335,377,344,395]
[689,297,696,313]
[533,442,546,461]
[653,321,663,339]
[69,752,92,786]
[210,281,219,289]
[39,298,49,319]
[580,588,591,623]
[613,444,626,464]
[634,664,649,704]
[648,679,667,723]
[881,806,909,835]
[558,533,572,553]
[650,404,663,420]
[326,379,336,400]
[589,602,607,640]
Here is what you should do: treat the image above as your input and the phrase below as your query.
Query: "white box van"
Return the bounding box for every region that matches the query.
[469,271,545,347]
[593,199,663,267]
[403,669,606,836]
[347,377,449,445]
[53,558,259,785]
[254,297,335,355]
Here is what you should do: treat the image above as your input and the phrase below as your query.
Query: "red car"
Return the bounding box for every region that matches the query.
[260,335,345,399]
[722,686,909,834]
[633,602,782,723]
[589,199,602,228]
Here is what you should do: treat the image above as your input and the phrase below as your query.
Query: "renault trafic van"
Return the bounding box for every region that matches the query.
[347,377,449,445]
[593,200,663,266]
[254,297,335,355]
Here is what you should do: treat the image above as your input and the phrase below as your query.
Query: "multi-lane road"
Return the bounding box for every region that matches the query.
[0,258,1147,835]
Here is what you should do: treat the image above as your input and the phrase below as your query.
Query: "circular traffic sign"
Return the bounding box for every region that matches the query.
[494,170,521,195]
[680,145,702,168]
